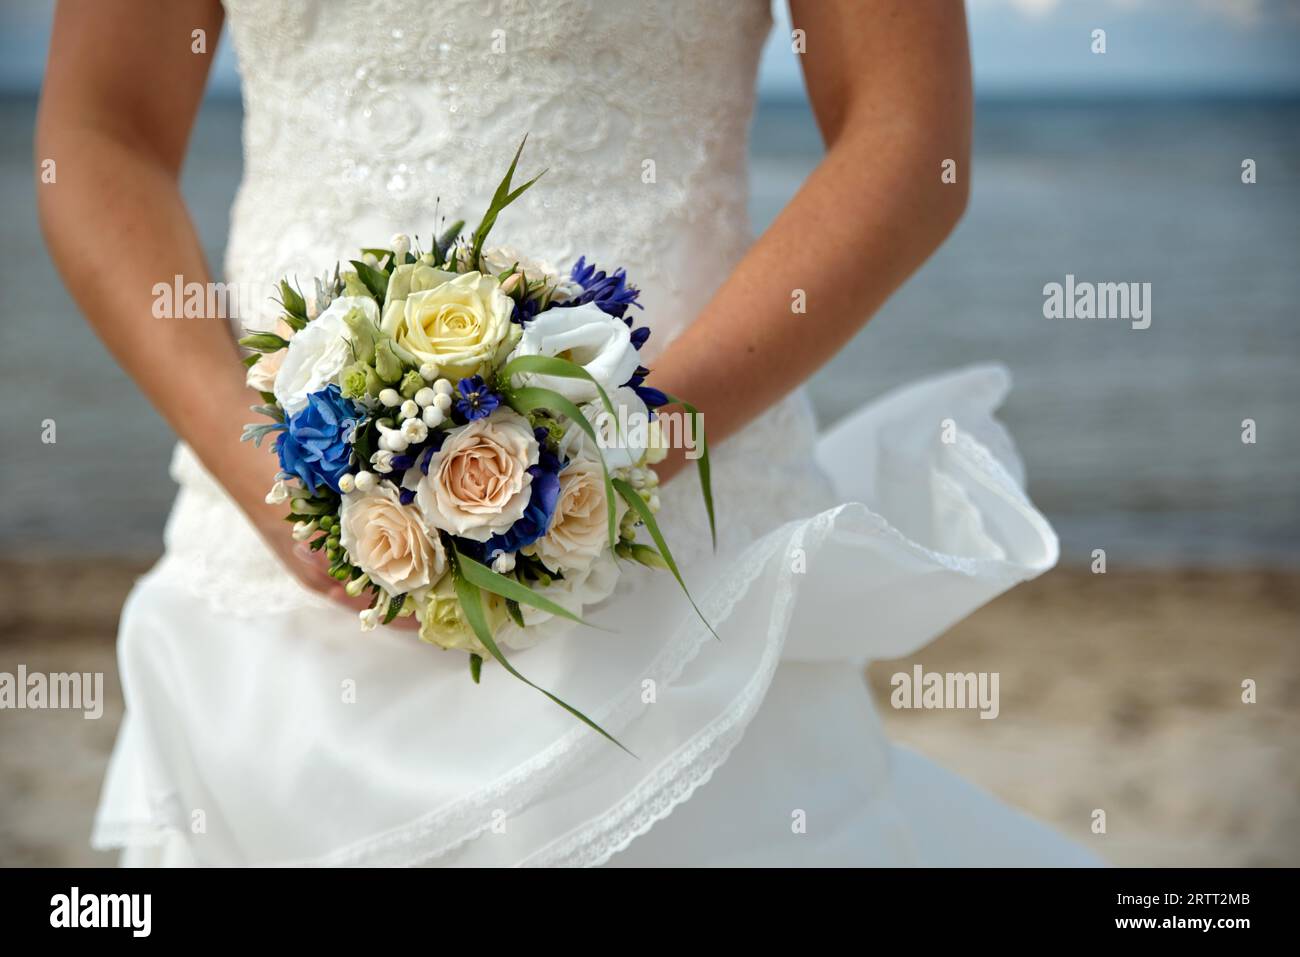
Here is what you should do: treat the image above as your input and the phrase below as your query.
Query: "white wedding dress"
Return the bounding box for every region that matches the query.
[95,0,1097,867]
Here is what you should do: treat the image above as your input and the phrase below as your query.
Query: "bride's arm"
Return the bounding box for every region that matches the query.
[36,0,353,604]
[648,0,971,480]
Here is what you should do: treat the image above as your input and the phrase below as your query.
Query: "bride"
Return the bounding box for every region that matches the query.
[37,0,1096,866]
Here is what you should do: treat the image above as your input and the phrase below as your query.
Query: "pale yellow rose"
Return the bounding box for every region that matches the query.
[380,267,515,380]
[418,575,507,652]
[527,459,622,572]
[338,483,446,596]
[413,408,539,542]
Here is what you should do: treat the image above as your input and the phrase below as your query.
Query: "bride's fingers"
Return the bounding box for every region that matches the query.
[290,543,421,631]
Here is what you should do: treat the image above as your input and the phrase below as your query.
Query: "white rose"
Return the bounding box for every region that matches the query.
[507,302,640,403]
[412,408,539,542]
[273,296,378,414]
[526,458,623,572]
[560,386,650,472]
[498,552,621,649]
[338,482,446,596]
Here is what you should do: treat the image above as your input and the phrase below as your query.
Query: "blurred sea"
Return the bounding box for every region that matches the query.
[2,94,1298,566]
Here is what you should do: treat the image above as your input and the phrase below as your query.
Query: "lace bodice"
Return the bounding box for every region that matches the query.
[221,0,773,354]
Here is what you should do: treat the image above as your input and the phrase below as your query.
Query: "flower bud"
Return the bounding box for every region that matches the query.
[374,338,404,384]
[354,470,377,492]
[378,388,402,408]
[345,573,370,598]
[237,332,289,353]
[341,361,382,402]
[342,306,378,365]
[491,552,516,574]
[400,399,420,421]
[419,362,439,381]
[399,369,425,400]
[433,378,453,395]
[338,473,356,493]
[433,392,453,412]
[422,406,445,428]
[414,387,436,408]
[292,520,318,541]
[390,233,411,261]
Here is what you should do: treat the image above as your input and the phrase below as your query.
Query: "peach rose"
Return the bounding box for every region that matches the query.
[244,317,294,393]
[339,483,446,596]
[527,459,621,572]
[413,408,539,542]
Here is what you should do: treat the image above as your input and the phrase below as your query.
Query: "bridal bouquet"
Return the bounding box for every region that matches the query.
[239,141,713,743]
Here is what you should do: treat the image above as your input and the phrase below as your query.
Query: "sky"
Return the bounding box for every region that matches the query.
[2,0,1299,98]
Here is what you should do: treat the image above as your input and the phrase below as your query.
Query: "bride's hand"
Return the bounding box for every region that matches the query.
[233,422,422,631]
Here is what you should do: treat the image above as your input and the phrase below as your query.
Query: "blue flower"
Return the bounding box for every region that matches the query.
[454,376,502,422]
[623,365,668,410]
[561,256,643,319]
[276,385,362,495]
[512,296,542,325]
[483,430,563,559]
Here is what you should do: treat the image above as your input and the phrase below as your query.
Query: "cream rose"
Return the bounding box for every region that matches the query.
[413,408,539,541]
[527,458,621,572]
[417,575,508,652]
[338,483,446,596]
[380,267,515,380]
[245,317,294,393]
[274,296,378,414]
[507,302,640,403]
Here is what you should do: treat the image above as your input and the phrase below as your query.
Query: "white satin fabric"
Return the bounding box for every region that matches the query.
[97,0,1096,866]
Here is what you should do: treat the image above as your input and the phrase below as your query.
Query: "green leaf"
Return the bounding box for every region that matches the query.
[449,550,632,754]
[505,598,526,629]
[470,136,546,267]
[359,247,394,262]
[281,314,307,333]
[278,279,307,319]
[381,593,405,625]
[662,392,715,552]
[455,549,596,628]
[469,653,483,684]
[348,260,389,302]
[502,384,619,549]
[612,477,718,641]
[435,219,464,267]
[498,354,619,426]
[242,353,261,368]
[238,332,290,353]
